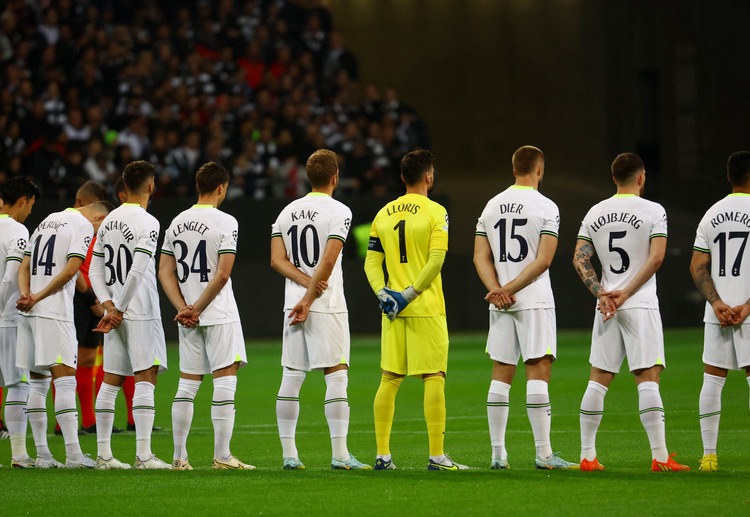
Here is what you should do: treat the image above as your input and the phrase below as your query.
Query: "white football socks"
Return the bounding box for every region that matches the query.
[53,376,84,461]
[27,377,51,460]
[699,373,725,455]
[637,381,668,462]
[527,380,553,459]
[172,378,201,461]
[324,370,350,461]
[95,382,120,459]
[133,381,156,461]
[276,369,305,459]
[212,376,237,461]
[487,380,510,461]
[580,380,608,461]
[5,382,30,460]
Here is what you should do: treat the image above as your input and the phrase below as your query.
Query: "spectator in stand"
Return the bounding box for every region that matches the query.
[0,0,429,199]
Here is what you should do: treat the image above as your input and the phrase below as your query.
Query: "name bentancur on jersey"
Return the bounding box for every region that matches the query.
[99,220,135,243]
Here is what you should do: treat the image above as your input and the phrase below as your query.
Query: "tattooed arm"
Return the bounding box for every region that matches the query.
[573,239,605,297]
[690,249,734,325]
[573,238,615,318]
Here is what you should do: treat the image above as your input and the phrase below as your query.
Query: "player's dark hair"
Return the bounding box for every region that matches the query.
[122,160,155,194]
[401,149,434,186]
[0,176,41,205]
[114,175,126,205]
[76,180,107,204]
[727,151,750,186]
[306,149,338,188]
[512,146,544,176]
[611,153,644,183]
[196,162,231,194]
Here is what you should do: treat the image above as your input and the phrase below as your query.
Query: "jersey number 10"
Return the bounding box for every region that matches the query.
[287,225,320,268]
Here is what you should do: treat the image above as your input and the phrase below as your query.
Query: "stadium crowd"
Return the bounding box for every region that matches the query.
[0,0,429,201]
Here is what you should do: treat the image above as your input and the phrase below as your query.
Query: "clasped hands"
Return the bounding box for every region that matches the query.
[710,300,750,327]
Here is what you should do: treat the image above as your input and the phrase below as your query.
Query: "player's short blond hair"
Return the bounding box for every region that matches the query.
[306,149,338,188]
[512,146,544,176]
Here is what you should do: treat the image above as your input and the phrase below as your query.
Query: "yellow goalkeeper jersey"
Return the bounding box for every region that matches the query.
[367,193,448,317]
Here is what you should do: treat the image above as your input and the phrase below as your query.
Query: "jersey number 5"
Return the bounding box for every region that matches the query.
[608,231,630,274]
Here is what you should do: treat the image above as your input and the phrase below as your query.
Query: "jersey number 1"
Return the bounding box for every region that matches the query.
[394,220,408,263]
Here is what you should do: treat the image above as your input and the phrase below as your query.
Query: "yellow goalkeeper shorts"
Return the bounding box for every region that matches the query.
[380,315,449,376]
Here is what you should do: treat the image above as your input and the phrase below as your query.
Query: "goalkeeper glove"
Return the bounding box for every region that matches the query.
[377,286,419,321]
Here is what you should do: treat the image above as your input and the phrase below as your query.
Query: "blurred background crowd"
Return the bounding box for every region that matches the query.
[0,0,430,201]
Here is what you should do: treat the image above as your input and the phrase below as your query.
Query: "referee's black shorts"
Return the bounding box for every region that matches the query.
[74,291,102,349]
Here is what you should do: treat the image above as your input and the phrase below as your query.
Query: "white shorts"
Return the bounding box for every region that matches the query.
[16,315,77,373]
[282,311,350,371]
[0,327,28,386]
[703,323,750,370]
[103,319,167,376]
[178,322,247,375]
[590,308,665,373]
[486,309,557,364]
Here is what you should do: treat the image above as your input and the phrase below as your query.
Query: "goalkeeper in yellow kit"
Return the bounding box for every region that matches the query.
[364,149,467,471]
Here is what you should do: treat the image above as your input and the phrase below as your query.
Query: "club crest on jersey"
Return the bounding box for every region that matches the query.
[17,238,27,250]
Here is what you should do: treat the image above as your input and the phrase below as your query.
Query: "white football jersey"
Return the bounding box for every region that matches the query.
[476,186,559,311]
[0,215,29,327]
[91,203,160,320]
[24,208,93,321]
[271,193,351,313]
[578,194,667,310]
[693,193,750,323]
[161,204,240,326]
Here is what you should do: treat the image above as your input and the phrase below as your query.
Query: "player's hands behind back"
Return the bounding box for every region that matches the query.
[175,305,200,328]
[93,308,123,334]
[378,287,418,321]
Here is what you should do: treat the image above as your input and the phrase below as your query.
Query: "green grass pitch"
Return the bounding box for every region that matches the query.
[1,328,749,515]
